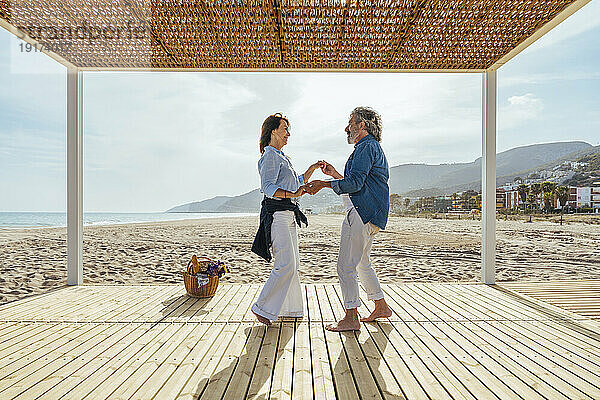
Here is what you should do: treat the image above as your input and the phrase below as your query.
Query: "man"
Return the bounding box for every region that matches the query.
[307,106,392,331]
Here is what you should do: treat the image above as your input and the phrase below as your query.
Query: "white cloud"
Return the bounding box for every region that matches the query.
[507,93,541,107]
[500,93,544,131]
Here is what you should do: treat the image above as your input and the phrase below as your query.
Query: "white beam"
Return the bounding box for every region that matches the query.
[79,67,487,73]
[481,69,496,284]
[67,68,83,285]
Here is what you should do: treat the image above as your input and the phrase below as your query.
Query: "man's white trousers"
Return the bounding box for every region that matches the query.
[252,210,304,321]
[338,207,385,309]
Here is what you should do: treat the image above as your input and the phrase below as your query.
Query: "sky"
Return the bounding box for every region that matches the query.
[0,2,599,212]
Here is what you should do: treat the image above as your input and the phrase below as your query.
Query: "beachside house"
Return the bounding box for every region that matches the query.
[433,196,453,213]
[554,185,600,210]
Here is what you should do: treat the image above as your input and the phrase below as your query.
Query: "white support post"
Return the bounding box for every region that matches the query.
[481,69,497,284]
[67,68,83,285]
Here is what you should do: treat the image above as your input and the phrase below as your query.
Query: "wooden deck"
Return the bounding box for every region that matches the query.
[1,283,600,399]
[500,280,600,319]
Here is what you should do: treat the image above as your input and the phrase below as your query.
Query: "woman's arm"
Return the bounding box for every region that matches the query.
[302,161,325,183]
[258,152,282,198]
[272,187,306,199]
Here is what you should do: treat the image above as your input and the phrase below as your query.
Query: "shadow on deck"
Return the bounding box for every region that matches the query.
[1,282,599,399]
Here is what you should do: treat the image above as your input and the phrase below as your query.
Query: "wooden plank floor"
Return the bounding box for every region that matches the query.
[1,283,600,399]
[500,280,600,319]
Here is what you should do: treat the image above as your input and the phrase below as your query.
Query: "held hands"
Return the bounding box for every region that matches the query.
[310,161,326,171]
[286,183,316,198]
[320,161,342,179]
[309,160,340,178]
[292,185,307,198]
[298,160,338,196]
[305,180,327,195]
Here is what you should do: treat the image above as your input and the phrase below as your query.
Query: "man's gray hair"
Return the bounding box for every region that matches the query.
[351,106,382,142]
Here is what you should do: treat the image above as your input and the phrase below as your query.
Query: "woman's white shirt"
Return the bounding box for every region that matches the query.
[259,146,304,199]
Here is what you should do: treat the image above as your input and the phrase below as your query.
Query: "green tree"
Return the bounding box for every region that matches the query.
[542,191,554,212]
[541,181,557,194]
[517,184,529,209]
[460,190,478,210]
[541,182,558,212]
[555,185,570,208]
[404,198,411,209]
[528,183,542,209]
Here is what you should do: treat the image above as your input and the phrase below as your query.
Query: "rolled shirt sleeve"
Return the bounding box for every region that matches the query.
[258,152,281,198]
[331,179,342,195]
[331,143,375,194]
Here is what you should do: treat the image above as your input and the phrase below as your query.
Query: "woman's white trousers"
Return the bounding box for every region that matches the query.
[252,210,304,321]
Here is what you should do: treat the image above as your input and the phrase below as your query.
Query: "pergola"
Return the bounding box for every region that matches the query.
[0,0,591,286]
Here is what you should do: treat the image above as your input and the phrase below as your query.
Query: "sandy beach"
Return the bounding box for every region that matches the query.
[1,214,599,304]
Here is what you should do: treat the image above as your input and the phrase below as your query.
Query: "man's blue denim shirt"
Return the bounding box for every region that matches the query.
[331,134,390,230]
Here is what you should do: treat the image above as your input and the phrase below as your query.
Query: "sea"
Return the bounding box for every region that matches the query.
[0,212,257,229]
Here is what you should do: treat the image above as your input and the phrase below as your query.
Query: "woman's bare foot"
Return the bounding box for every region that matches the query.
[360,299,393,322]
[252,310,272,326]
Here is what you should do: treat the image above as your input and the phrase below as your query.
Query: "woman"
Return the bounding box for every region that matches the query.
[251,113,323,326]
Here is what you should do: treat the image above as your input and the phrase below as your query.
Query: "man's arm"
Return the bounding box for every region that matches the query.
[321,161,343,179]
[306,144,375,195]
[330,144,374,194]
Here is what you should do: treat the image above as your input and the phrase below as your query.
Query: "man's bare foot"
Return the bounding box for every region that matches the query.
[252,310,272,326]
[325,318,361,332]
[360,306,392,322]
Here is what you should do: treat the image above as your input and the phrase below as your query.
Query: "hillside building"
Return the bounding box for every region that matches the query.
[593,186,600,210]
[434,197,453,212]
[546,186,600,210]
[504,189,520,209]
[496,188,506,209]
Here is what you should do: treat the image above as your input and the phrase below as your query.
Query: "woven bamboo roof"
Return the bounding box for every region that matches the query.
[0,0,585,71]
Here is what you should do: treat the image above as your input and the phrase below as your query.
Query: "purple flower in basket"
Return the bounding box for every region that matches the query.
[207,261,228,277]
[195,260,228,286]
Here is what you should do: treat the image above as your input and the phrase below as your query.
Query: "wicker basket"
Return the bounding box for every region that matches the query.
[183,256,219,298]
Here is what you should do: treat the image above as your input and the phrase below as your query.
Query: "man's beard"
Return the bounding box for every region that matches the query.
[347,129,359,144]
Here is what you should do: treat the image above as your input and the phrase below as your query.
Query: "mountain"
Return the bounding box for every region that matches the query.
[167,188,343,214]
[167,189,263,213]
[166,141,596,213]
[563,150,600,186]
[166,196,231,212]
[390,141,592,195]
[216,189,263,212]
